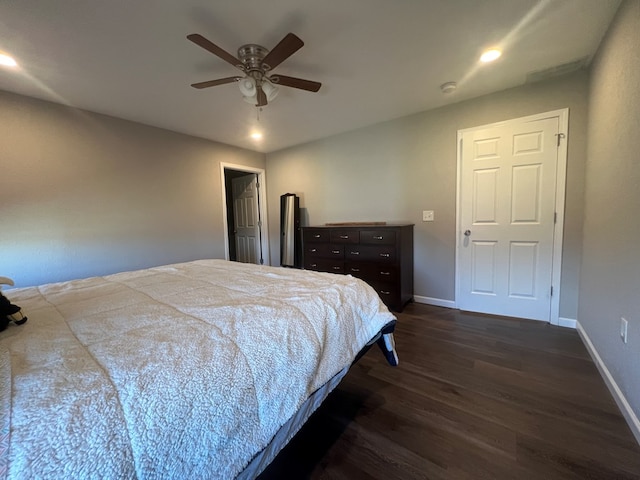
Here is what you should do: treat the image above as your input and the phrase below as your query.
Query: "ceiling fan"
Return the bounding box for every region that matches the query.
[187,32,321,107]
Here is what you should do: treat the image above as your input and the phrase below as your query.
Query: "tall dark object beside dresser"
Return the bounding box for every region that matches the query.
[302,224,414,312]
[280,194,301,268]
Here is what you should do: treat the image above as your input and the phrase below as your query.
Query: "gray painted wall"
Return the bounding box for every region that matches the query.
[266,71,589,321]
[580,0,640,427]
[0,91,264,287]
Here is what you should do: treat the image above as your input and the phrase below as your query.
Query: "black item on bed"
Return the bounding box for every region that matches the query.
[0,292,28,331]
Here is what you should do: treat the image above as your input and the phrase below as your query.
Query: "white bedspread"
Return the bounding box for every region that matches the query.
[0,259,395,479]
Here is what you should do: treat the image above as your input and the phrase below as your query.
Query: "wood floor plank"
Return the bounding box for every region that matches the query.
[258,303,640,479]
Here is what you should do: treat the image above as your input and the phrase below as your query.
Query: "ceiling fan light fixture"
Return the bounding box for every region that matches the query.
[262,78,279,102]
[238,77,257,97]
[242,93,258,105]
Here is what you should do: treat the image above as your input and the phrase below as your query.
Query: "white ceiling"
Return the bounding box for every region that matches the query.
[0,0,621,153]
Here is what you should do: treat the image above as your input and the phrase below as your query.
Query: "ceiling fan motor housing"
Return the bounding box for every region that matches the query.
[237,44,269,72]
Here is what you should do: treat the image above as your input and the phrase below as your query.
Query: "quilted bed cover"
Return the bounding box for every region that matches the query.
[0,259,396,479]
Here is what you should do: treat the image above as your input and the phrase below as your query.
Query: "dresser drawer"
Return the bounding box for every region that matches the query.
[368,282,401,309]
[304,244,344,259]
[303,229,330,243]
[304,258,344,274]
[360,230,397,245]
[330,230,360,244]
[345,263,398,282]
[345,245,396,262]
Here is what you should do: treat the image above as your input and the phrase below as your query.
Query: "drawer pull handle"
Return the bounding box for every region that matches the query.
[332,250,341,254]
[340,235,349,239]
[380,271,390,275]
[351,268,360,272]
[380,253,390,258]
[374,235,383,240]
[310,248,317,253]
[311,263,317,267]
[313,234,321,238]
[332,266,341,270]
[350,251,360,255]
[380,290,391,295]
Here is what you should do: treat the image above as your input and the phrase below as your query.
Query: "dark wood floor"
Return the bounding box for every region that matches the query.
[258,303,640,479]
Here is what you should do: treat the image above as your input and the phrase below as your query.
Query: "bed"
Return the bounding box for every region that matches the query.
[0,259,397,479]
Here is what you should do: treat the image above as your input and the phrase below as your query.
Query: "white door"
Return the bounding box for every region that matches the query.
[232,174,261,264]
[458,116,561,321]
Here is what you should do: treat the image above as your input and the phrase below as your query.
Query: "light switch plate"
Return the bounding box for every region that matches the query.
[422,210,434,222]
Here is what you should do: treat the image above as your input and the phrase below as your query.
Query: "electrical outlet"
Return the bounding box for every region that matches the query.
[422,210,434,222]
[621,317,628,344]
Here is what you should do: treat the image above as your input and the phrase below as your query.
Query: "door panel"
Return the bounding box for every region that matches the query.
[232,174,261,264]
[508,241,538,297]
[471,241,497,295]
[473,168,499,224]
[459,116,559,321]
[511,164,542,223]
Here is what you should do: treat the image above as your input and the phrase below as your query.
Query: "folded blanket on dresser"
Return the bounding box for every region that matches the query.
[0,259,396,479]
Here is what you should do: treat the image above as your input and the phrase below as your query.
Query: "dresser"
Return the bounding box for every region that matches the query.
[302,224,414,312]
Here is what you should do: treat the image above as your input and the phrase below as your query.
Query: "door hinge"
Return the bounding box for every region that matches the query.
[550,286,554,297]
[554,212,557,224]
[555,133,565,147]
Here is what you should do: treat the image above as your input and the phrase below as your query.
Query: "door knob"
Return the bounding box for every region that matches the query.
[464,230,471,236]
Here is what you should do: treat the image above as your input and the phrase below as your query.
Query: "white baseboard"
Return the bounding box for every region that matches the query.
[576,321,640,445]
[413,295,456,309]
[558,317,577,329]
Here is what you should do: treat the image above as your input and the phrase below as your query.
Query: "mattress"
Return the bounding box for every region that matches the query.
[0,259,397,479]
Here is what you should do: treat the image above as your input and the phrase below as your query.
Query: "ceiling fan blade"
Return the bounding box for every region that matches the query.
[270,74,321,92]
[261,33,304,71]
[191,76,241,89]
[256,85,268,107]
[187,34,244,70]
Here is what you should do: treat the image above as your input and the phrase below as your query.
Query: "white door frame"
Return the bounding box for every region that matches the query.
[455,109,569,325]
[220,162,271,266]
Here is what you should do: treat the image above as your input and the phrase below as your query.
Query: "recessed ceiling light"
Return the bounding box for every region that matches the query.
[0,53,18,68]
[250,131,263,141]
[480,49,502,63]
